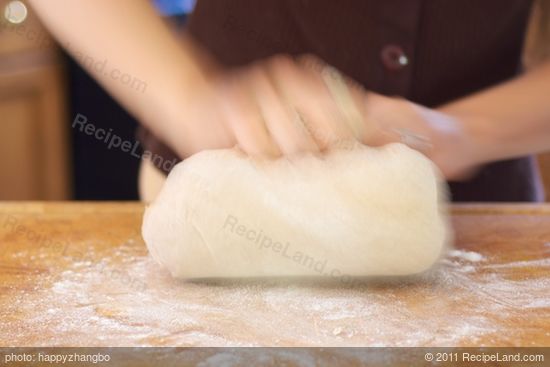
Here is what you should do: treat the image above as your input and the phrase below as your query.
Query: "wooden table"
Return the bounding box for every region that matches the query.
[0,202,549,361]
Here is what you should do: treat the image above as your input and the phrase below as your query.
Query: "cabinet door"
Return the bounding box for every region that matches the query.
[0,64,71,200]
[538,153,550,201]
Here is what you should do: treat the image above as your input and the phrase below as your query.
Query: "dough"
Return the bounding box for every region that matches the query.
[142,143,452,280]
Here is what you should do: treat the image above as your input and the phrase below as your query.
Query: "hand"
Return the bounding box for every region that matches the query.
[358,93,484,180]
[257,57,486,181]
[158,51,482,181]
[261,57,485,180]
[158,54,362,159]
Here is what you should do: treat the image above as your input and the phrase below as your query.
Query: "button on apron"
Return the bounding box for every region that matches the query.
[381,44,409,71]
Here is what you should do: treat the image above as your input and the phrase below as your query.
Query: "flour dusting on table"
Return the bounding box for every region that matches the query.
[2,240,549,348]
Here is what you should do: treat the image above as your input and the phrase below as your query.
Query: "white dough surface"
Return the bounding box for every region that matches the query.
[142,143,452,279]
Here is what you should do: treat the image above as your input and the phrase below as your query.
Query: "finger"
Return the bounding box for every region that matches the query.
[217,73,281,158]
[266,55,355,150]
[297,55,387,146]
[246,64,320,156]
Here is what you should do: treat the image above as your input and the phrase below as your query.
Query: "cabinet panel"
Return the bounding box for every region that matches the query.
[0,92,41,198]
[0,65,71,199]
[538,153,550,201]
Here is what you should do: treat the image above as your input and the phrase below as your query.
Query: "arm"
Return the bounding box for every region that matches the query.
[439,61,550,164]
[28,0,223,156]
[356,61,550,180]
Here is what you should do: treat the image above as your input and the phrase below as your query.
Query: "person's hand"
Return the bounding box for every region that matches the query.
[160,51,483,181]
[159,54,363,159]
[357,93,485,180]
[243,56,486,181]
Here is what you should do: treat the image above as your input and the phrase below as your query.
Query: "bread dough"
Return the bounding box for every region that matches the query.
[142,143,452,280]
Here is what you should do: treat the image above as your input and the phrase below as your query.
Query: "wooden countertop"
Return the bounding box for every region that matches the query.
[0,202,549,349]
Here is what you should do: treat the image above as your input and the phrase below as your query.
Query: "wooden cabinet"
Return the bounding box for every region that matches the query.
[0,0,71,200]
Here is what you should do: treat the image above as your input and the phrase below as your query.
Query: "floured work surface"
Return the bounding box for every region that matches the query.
[0,203,549,349]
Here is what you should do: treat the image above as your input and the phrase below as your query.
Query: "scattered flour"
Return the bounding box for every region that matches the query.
[448,249,485,262]
[1,245,549,350]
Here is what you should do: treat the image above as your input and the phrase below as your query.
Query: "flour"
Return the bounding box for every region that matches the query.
[487,258,550,268]
[1,243,549,349]
[448,249,485,262]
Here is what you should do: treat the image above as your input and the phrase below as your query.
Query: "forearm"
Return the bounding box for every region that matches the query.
[29,0,209,147]
[439,61,550,164]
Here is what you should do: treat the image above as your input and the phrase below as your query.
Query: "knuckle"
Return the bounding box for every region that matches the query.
[298,53,326,72]
[268,54,296,71]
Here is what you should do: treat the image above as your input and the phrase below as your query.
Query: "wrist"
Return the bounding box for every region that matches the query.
[459,114,501,165]
[426,110,500,180]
